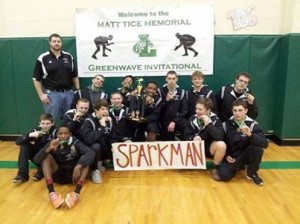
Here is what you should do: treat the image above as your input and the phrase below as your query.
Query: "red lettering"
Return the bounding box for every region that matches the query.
[170,143,184,165]
[185,143,195,166]
[137,145,150,166]
[116,144,130,168]
[192,142,204,165]
[129,144,139,167]
[147,144,156,166]
[157,144,169,166]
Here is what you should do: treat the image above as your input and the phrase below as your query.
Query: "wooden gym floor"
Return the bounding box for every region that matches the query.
[0,141,299,224]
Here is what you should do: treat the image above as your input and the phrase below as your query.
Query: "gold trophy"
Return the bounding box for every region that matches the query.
[129,78,146,122]
[136,78,143,96]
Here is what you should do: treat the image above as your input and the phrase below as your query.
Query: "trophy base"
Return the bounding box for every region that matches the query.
[128,117,146,123]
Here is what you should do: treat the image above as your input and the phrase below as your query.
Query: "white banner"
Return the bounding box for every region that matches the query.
[75,5,214,77]
[112,141,206,171]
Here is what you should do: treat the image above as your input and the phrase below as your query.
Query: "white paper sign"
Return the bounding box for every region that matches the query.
[112,141,206,171]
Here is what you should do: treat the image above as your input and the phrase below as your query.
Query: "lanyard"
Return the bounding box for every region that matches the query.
[197,118,203,126]
[111,108,124,123]
[234,119,245,128]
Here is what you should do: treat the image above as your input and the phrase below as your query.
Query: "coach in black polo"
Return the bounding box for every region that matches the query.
[33,33,80,121]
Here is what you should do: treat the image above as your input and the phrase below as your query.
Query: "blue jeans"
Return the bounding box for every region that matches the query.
[43,90,74,121]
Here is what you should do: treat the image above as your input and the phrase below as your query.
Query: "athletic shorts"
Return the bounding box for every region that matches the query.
[53,166,74,184]
[204,142,214,159]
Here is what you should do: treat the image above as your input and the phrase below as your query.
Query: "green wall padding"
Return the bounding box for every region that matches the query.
[0,39,18,133]
[11,38,45,132]
[248,36,280,131]
[214,35,251,90]
[282,34,300,137]
[274,34,300,138]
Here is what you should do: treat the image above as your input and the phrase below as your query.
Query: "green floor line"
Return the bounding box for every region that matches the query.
[0,161,300,169]
[0,161,37,169]
[260,161,300,169]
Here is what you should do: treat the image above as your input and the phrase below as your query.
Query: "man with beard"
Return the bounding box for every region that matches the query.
[33,33,79,121]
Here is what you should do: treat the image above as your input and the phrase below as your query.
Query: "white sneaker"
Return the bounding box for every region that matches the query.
[97,161,106,171]
[91,169,102,184]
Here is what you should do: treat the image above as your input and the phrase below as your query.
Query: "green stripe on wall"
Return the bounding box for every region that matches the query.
[1,161,300,169]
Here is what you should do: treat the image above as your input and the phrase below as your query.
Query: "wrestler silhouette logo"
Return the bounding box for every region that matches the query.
[92,35,114,59]
[174,33,198,57]
[133,34,157,57]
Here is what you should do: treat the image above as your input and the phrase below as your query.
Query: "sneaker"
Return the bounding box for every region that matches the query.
[49,192,64,208]
[210,168,221,181]
[91,169,102,184]
[65,192,79,209]
[33,170,44,181]
[97,161,106,171]
[246,173,264,186]
[12,175,29,184]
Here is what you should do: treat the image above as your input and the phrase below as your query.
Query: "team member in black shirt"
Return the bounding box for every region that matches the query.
[129,81,161,142]
[216,72,257,121]
[184,98,226,180]
[72,74,108,114]
[158,71,188,141]
[62,98,90,139]
[218,99,268,186]
[81,99,113,184]
[34,125,94,209]
[186,70,217,118]
[13,113,56,183]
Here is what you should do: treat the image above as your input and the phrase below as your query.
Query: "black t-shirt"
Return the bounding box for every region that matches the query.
[33,50,77,90]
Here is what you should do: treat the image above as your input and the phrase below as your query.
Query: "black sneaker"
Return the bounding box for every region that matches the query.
[33,171,44,181]
[209,168,221,181]
[12,175,29,184]
[246,173,264,186]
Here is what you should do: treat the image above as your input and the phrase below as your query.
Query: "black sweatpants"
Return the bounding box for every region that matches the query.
[218,145,264,181]
[17,143,41,177]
